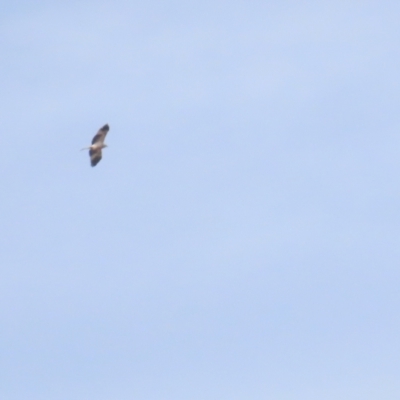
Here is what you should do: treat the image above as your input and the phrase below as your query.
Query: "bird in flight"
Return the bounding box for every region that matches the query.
[81,124,110,167]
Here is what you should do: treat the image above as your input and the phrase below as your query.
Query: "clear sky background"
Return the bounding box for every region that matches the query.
[1,1,400,399]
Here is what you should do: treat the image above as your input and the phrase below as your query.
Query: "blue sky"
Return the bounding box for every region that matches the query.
[1,1,400,399]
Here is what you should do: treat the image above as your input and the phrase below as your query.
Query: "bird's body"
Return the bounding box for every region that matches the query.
[82,124,109,166]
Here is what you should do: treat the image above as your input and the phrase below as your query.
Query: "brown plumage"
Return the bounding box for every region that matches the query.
[82,124,110,167]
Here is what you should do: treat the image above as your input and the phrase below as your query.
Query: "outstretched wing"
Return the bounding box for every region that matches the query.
[89,148,102,167]
[91,124,109,145]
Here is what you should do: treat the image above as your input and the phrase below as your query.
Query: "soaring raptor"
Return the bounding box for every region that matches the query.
[82,124,109,167]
